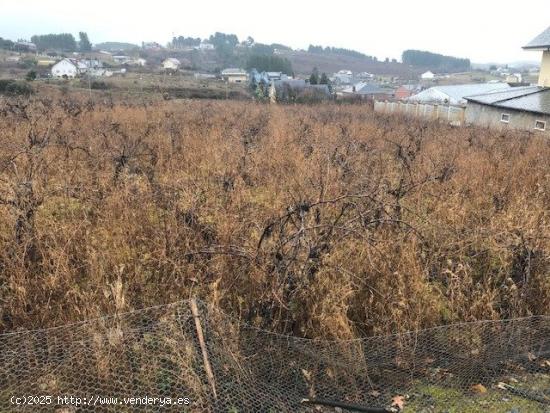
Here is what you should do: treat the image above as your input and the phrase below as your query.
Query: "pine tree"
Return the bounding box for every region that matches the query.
[79,32,92,52]
[309,67,319,85]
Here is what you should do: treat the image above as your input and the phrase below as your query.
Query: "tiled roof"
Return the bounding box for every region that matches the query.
[465,86,550,115]
[523,26,550,50]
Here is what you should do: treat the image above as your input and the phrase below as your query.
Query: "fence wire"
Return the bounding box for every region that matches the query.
[0,300,549,412]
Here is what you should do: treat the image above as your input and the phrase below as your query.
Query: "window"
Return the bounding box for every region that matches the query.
[501,113,510,123]
[535,120,546,131]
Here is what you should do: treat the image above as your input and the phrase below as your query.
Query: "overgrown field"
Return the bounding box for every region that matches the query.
[0,96,548,338]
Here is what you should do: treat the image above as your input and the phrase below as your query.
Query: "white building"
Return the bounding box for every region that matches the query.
[332,70,354,85]
[337,69,353,76]
[421,71,435,80]
[128,58,147,67]
[51,58,106,78]
[162,58,181,71]
[194,73,217,79]
[51,59,80,78]
[89,69,113,77]
[113,55,131,64]
[266,72,283,81]
[506,73,523,83]
[357,72,374,80]
[199,42,215,50]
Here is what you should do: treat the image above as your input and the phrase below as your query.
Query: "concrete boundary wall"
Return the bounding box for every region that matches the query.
[374,100,466,125]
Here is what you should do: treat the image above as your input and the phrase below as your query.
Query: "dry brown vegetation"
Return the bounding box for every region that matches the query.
[0,96,548,338]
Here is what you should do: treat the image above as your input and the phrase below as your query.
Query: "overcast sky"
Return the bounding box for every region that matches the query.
[1,0,548,63]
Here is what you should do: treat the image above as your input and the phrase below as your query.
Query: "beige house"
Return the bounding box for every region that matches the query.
[37,58,57,67]
[523,25,550,87]
[461,27,550,135]
[221,68,248,83]
[162,58,181,71]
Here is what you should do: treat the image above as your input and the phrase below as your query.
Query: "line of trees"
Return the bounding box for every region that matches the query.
[308,45,376,60]
[308,67,329,86]
[209,32,239,49]
[402,49,471,72]
[246,54,293,74]
[31,33,77,51]
[28,32,92,52]
[0,37,14,50]
[171,36,201,49]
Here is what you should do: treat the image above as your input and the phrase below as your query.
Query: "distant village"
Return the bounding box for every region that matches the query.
[0,27,548,134]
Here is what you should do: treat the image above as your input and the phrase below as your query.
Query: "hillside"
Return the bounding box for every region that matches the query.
[94,41,140,51]
[134,47,420,78]
[277,49,420,77]
[402,49,471,72]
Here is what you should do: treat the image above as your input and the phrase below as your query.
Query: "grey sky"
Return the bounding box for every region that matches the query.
[2,0,548,63]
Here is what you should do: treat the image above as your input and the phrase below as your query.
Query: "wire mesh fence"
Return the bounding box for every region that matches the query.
[0,300,549,412]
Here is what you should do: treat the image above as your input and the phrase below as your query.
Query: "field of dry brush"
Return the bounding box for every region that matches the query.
[0,96,548,338]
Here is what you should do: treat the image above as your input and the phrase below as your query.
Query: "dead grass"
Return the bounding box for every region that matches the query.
[0,95,548,339]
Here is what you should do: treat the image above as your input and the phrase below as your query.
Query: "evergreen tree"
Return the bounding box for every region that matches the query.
[25,70,37,81]
[402,49,470,72]
[319,73,329,84]
[79,32,92,52]
[31,33,77,51]
[309,67,319,85]
[0,37,14,50]
[245,54,292,74]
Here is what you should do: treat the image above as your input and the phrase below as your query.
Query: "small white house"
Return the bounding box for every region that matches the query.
[332,70,354,85]
[127,58,147,67]
[113,55,131,64]
[51,59,80,78]
[162,58,181,71]
[421,71,435,80]
[76,60,89,74]
[199,42,215,50]
[506,73,523,83]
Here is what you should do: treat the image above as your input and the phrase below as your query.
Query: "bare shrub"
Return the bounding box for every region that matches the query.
[0,96,548,339]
